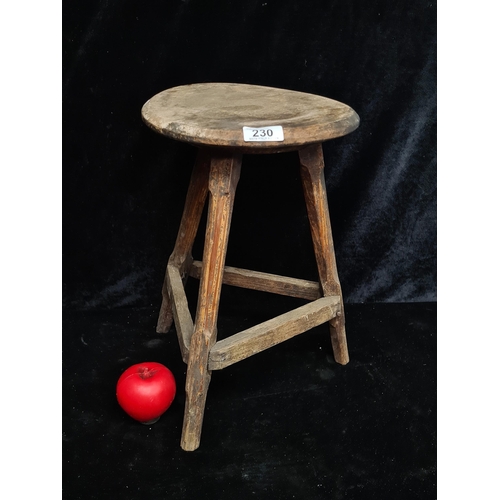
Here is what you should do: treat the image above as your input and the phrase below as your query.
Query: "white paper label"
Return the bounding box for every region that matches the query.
[242,126,284,142]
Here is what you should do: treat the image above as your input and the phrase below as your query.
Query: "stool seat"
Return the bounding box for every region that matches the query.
[141,82,359,150]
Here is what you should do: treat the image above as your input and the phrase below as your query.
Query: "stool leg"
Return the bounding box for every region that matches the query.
[156,150,210,333]
[181,151,242,451]
[299,144,349,365]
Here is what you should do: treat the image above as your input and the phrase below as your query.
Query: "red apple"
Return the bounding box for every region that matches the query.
[116,362,176,424]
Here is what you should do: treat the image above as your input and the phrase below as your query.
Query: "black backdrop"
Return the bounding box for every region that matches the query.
[63,0,436,311]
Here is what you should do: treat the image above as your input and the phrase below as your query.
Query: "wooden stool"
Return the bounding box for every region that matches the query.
[141,83,359,451]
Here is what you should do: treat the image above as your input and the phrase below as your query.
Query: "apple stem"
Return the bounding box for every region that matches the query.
[137,367,157,379]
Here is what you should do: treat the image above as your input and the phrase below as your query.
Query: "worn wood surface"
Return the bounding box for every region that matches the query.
[209,295,341,370]
[299,144,349,365]
[189,260,322,301]
[166,265,193,364]
[142,83,359,151]
[156,150,210,333]
[181,152,242,451]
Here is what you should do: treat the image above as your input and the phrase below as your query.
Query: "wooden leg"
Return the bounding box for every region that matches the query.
[156,150,210,333]
[181,151,242,451]
[299,144,349,365]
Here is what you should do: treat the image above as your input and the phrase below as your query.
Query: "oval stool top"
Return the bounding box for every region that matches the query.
[141,83,359,151]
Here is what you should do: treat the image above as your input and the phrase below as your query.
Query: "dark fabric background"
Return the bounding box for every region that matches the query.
[62,0,436,310]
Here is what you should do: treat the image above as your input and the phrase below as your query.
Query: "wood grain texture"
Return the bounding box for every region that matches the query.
[181,152,242,451]
[142,83,359,151]
[156,150,210,333]
[166,265,193,364]
[209,295,341,370]
[189,260,322,301]
[299,144,349,365]
[168,150,211,268]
